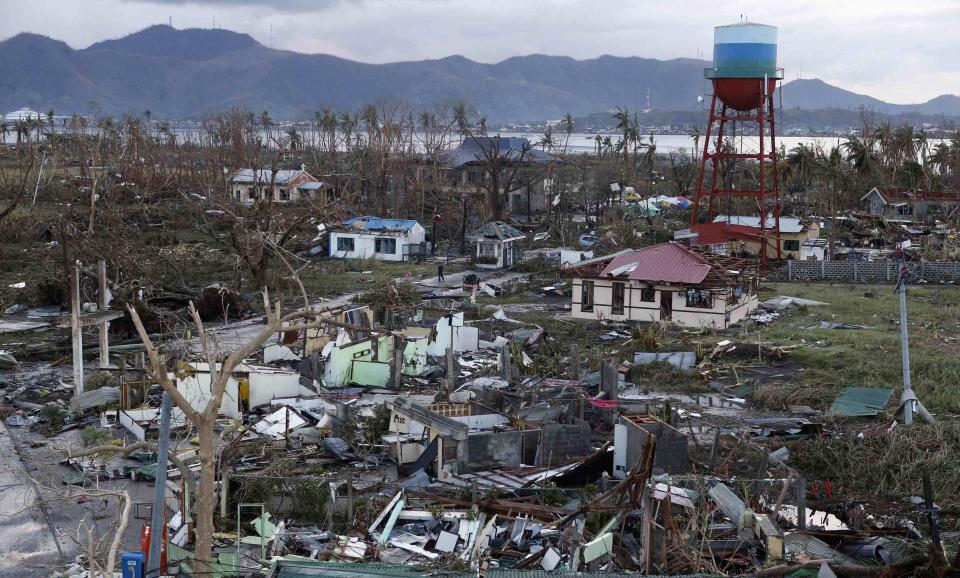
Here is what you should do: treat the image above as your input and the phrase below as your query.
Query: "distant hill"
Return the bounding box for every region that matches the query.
[1,25,958,122]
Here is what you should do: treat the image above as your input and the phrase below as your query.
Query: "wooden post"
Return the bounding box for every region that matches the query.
[796,477,806,530]
[392,339,404,390]
[97,259,110,369]
[445,346,456,401]
[220,472,230,520]
[347,471,354,526]
[709,427,721,470]
[71,262,84,394]
[570,344,580,378]
[500,344,512,381]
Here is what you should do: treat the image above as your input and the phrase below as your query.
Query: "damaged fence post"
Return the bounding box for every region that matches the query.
[709,428,721,471]
[393,340,403,390]
[446,346,456,400]
[71,261,84,394]
[601,359,618,402]
[97,259,110,369]
[797,476,806,530]
[220,471,230,520]
[787,259,793,281]
[500,343,512,381]
[570,344,580,378]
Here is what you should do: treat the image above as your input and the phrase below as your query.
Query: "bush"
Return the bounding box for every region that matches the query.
[84,372,118,391]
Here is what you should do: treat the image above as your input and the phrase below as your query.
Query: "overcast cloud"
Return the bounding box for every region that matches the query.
[1,0,958,103]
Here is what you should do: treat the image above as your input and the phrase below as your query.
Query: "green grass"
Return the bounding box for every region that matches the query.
[741,282,960,414]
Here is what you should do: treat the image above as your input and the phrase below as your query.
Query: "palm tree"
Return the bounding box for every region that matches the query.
[286,127,302,151]
[561,113,574,155]
[613,107,632,171]
[538,126,555,152]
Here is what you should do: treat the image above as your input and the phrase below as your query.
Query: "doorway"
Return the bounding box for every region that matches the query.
[660,291,673,321]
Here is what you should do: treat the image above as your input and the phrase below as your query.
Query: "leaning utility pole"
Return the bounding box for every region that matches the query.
[147,392,173,575]
[895,258,933,425]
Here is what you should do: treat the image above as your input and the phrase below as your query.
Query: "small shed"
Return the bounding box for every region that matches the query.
[467,221,526,269]
[800,238,828,261]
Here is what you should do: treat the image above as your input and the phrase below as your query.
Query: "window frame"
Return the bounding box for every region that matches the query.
[336,237,355,252]
[783,239,800,252]
[685,288,713,309]
[639,285,656,302]
[375,237,397,254]
[581,280,595,312]
[612,281,625,315]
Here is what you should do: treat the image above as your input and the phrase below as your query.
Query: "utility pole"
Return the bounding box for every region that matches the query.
[97,260,110,369]
[71,262,84,394]
[895,255,933,425]
[147,392,172,575]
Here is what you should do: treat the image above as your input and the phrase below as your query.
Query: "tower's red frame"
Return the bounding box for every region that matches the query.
[690,74,783,266]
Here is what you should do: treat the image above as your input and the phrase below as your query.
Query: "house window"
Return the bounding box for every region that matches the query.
[581,280,595,312]
[640,285,655,302]
[279,188,290,201]
[235,188,242,201]
[612,282,625,315]
[247,187,257,200]
[336,237,355,252]
[685,288,713,309]
[375,238,397,254]
[783,239,800,252]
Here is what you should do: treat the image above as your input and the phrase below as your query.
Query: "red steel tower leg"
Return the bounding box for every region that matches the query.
[691,93,718,227]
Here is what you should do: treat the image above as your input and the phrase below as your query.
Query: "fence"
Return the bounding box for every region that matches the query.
[768,260,960,284]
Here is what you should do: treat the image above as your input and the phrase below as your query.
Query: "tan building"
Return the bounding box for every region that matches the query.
[568,242,759,329]
[676,215,820,260]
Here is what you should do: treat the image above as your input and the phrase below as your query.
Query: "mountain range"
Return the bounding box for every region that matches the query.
[2,25,959,122]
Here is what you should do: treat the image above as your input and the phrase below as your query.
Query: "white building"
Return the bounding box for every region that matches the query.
[228,167,320,204]
[328,216,426,262]
[567,242,759,329]
[467,221,526,269]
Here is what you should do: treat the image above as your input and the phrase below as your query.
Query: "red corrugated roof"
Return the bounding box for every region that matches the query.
[599,242,712,284]
[690,222,762,245]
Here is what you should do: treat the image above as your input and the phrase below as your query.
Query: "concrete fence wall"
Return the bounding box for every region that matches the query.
[768,260,960,284]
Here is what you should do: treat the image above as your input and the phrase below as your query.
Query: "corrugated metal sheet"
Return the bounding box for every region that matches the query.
[783,533,862,566]
[708,483,746,523]
[341,216,420,231]
[828,387,893,417]
[633,351,696,370]
[599,243,711,284]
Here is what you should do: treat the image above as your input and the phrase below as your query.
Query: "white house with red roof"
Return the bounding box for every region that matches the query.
[566,242,759,328]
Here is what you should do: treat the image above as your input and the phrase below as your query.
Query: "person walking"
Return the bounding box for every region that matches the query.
[437,263,445,283]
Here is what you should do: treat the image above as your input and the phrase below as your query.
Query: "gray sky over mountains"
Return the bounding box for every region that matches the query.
[2,0,958,103]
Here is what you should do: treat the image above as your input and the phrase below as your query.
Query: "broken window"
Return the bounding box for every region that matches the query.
[581,280,595,312]
[640,285,655,302]
[783,239,800,251]
[247,186,257,200]
[685,288,713,309]
[337,237,355,252]
[612,282,625,315]
[375,238,397,254]
[279,188,290,201]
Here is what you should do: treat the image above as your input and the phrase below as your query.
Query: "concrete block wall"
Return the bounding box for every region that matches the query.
[537,422,592,465]
[768,260,960,284]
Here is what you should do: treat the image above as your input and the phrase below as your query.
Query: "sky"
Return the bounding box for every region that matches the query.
[1,0,958,104]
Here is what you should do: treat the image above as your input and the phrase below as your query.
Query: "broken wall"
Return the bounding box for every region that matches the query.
[617,416,688,476]
[466,430,527,468]
[537,422,592,465]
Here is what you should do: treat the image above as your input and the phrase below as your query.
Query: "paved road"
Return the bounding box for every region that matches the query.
[0,420,63,577]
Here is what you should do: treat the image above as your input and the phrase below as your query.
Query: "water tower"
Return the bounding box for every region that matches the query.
[690,22,782,265]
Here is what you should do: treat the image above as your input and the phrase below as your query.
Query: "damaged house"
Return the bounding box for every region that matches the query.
[228,166,320,204]
[467,221,526,269]
[328,216,427,262]
[860,186,960,223]
[675,215,821,260]
[568,242,759,329]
